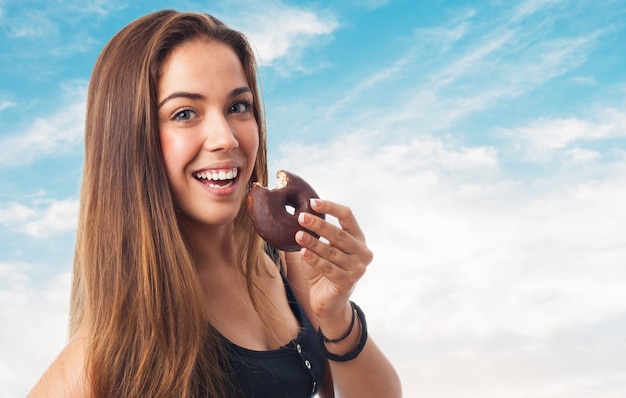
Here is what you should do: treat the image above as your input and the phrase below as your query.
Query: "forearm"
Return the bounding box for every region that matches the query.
[317,304,402,397]
[326,337,402,397]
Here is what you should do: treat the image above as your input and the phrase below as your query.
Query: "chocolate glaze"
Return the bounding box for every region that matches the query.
[247,170,325,252]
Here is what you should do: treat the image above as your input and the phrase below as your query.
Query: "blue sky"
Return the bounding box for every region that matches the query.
[2,0,626,396]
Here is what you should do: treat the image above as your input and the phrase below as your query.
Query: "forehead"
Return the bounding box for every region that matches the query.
[158,38,247,96]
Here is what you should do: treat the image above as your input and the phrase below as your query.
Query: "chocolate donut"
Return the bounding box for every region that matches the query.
[247,170,325,252]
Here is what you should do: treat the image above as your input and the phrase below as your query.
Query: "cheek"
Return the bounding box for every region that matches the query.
[240,125,260,163]
[159,132,193,206]
[159,131,188,180]
[159,133,174,173]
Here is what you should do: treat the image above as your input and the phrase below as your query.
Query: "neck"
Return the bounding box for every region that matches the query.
[179,216,237,272]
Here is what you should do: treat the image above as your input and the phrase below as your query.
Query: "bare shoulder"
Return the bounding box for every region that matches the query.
[27,331,90,398]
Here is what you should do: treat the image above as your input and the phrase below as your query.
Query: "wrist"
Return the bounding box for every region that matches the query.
[317,301,368,362]
[318,302,357,343]
[317,302,356,342]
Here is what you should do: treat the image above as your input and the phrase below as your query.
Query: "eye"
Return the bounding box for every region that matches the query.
[229,100,252,114]
[171,108,197,121]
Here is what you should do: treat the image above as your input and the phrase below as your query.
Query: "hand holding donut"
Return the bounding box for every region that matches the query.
[247,171,373,324]
[291,198,373,323]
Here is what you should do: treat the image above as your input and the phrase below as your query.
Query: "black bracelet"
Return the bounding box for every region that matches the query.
[319,301,357,343]
[317,301,368,362]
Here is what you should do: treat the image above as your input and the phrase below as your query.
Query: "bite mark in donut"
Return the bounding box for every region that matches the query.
[247,170,325,252]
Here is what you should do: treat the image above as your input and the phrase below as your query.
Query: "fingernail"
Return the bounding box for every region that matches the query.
[310,198,321,208]
[296,230,310,243]
[298,212,312,225]
[301,247,311,258]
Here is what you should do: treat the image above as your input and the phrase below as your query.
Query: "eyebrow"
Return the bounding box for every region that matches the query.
[157,87,252,109]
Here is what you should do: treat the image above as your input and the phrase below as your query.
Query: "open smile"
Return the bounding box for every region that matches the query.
[193,166,239,189]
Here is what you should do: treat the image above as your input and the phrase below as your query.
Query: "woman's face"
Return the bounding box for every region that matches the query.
[158,38,259,228]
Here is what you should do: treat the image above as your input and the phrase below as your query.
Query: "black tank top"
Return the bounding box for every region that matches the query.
[220,275,326,397]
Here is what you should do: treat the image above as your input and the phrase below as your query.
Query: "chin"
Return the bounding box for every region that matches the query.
[182,207,241,228]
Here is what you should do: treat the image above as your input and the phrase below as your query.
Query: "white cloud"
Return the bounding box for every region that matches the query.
[306,3,604,141]
[19,198,79,237]
[226,1,339,66]
[352,0,393,11]
[5,11,58,39]
[48,34,99,56]
[3,0,126,41]
[571,75,597,86]
[273,127,626,397]
[324,56,411,117]
[513,0,567,21]
[0,86,86,166]
[417,33,596,128]
[0,197,78,237]
[260,4,626,393]
[64,0,128,16]
[513,117,609,149]
[0,263,70,398]
[0,203,36,226]
[502,108,626,161]
[565,147,601,162]
[0,101,15,111]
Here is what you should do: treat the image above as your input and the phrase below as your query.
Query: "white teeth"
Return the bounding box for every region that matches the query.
[207,181,234,189]
[195,167,238,181]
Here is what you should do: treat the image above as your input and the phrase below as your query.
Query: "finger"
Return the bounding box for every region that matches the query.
[298,211,363,257]
[297,236,365,286]
[310,199,367,243]
[296,229,350,270]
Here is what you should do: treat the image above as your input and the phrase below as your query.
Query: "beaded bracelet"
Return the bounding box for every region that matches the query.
[317,301,368,362]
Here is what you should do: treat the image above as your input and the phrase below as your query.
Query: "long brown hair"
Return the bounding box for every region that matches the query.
[70,10,268,397]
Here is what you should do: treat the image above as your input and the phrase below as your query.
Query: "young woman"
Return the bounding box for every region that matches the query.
[28,10,401,397]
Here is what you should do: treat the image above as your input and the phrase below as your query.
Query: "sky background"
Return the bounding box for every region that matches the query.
[1,0,626,396]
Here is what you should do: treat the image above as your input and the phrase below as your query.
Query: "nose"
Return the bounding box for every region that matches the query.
[202,111,239,152]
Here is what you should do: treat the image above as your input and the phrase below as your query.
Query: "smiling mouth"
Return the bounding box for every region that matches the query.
[194,167,239,188]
